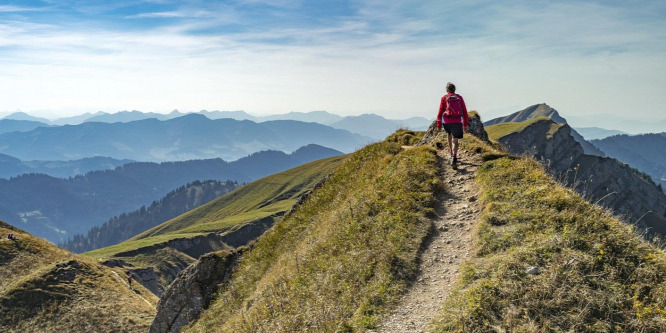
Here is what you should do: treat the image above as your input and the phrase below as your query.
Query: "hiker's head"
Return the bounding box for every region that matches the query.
[446,82,456,93]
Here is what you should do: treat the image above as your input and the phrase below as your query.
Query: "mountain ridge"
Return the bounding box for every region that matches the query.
[485,103,605,156]
[0,144,342,243]
[486,117,666,235]
[0,114,368,162]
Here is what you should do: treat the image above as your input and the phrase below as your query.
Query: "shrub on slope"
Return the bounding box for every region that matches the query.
[432,140,666,332]
[188,141,442,332]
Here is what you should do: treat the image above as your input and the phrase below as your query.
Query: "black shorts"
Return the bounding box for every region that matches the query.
[443,123,464,139]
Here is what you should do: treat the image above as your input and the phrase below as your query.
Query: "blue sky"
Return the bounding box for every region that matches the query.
[1,0,665,130]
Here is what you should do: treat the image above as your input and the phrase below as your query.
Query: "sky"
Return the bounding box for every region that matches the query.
[1,0,665,130]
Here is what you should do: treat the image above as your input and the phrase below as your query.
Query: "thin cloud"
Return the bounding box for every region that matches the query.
[0,5,47,12]
[0,0,664,128]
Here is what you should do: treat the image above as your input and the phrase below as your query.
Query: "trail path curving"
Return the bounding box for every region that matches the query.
[111,270,155,308]
[377,147,483,333]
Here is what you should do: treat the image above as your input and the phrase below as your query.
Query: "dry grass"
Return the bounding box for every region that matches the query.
[186,140,443,332]
[0,221,157,332]
[431,152,666,332]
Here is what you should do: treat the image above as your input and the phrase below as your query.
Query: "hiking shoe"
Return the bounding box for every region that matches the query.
[451,156,458,166]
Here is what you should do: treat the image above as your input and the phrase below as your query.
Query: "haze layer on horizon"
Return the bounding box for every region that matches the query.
[1,1,665,131]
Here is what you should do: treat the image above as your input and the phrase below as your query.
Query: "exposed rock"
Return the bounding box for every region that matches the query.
[467,112,490,143]
[100,259,134,268]
[149,250,241,333]
[112,233,230,259]
[129,267,162,296]
[484,103,604,156]
[417,112,489,147]
[526,266,541,275]
[496,119,666,235]
[53,260,82,282]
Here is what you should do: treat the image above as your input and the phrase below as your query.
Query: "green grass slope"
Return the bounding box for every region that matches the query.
[83,156,346,286]
[431,139,666,332]
[136,155,346,238]
[0,220,157,332]
[187,139,441,331]
[485,116,562,142]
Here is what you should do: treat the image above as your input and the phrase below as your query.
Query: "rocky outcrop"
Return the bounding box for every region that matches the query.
[112,233,230,259]
[497,118,666,235]
[485,103,605,156]
[217,213,280,248]
[417,112,489,147]
[149,250,241,333]
[130,267,162,296]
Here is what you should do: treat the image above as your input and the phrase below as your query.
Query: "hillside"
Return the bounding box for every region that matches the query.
[0,220,158,332]
[0,114,369,161]
[151,135,439,332]
[592,133,666,188]
[60,180,239,253]
[137,119,666,332]
[486,117,666,236]
[0,144,341,243]
[485,104,605,156]
[83,155,346,296]
[5,113,666,331]
[430,138,666,332]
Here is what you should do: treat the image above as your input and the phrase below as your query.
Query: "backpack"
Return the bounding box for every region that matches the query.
[444,94,463,117]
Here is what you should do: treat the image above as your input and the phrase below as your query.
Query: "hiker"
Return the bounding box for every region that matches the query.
[128,274,133,288]
[436,82,469,166]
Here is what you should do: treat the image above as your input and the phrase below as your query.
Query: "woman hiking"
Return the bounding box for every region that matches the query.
[436,82,469,167]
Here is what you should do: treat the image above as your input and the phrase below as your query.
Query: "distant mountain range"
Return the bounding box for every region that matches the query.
[0,118,50,134]
[0,154,133,179]
[592,133,666,188]
[0,144,342,243]
[0,114,362,161]
[1,110,430,141]
[574,127,627,140]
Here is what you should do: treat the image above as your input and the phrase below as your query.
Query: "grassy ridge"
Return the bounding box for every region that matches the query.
[485,116,562,141]
[83,156,345,262]
[187,140,442,332]
[432,141,666,332]
[0,221,157,332]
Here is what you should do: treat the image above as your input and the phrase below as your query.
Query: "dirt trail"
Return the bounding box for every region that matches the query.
[377,148,482,333]
[111,270,155,308]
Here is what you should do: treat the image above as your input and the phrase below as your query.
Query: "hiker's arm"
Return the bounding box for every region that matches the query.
[436,97,445,130]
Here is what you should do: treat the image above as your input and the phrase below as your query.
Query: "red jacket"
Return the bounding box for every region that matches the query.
[437,93,469,129]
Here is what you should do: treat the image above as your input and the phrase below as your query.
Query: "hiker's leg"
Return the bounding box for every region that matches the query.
[447,133,453,156]
[452,137,459,156]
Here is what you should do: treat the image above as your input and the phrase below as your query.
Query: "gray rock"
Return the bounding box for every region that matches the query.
[526,266,541,275]
[149,249,241,333]
[497,119,666,236]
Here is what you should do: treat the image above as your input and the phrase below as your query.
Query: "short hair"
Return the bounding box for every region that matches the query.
[446,82,456,93]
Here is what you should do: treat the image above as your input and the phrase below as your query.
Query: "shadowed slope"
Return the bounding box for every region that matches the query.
[0,221,157,332]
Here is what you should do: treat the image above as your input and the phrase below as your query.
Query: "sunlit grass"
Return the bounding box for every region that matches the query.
[187,140,442,332]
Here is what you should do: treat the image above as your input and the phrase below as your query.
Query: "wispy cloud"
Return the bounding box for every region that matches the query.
[0,0,664,128]
[0,5,46,12]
